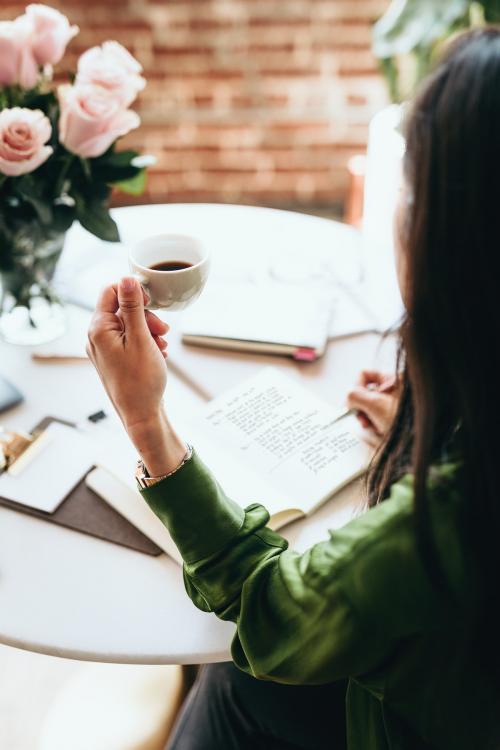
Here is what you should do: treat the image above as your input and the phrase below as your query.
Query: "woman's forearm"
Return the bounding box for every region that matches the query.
[126,408,187,477]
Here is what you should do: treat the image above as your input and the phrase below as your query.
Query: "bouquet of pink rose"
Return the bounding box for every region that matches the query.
[0,2,148,266]
[0,4,150,339]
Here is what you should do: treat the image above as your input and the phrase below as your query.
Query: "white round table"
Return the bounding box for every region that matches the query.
[0,204,396,664]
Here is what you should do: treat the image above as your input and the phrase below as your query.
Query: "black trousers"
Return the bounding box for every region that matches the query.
[166,662,347,750]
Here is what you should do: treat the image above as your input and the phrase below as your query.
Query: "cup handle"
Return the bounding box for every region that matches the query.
[132,273,158,311]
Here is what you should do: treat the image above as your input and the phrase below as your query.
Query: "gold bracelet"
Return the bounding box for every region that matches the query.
[135,444,193,488]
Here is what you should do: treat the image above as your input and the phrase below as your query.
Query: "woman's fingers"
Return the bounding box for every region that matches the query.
[96,285,119,314]
[153,335,168,357]
[89,287,124,339]
[348,387,387,417]
[357,370,397,390]
[350,370,401,437]
[154,335,167,350]
[357,370,386,388]
[145,310,169,336]
[115,306,169,337]
[356,412,372,429]
[378,375,398,394]
[347,387,397,436]
[148,312,169,358]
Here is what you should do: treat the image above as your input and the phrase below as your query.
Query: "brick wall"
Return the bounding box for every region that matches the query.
[1,0,390,212]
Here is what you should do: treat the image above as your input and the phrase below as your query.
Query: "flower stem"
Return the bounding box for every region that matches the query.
[55,155,74,197]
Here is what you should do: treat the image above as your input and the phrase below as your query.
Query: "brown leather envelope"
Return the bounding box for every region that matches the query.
[0,416,162,556]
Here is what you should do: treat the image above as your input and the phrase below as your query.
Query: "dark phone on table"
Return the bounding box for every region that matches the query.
[0,375,23,414]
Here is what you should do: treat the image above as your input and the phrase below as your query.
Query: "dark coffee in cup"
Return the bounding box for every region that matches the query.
[130,233,209,310]
[149,260,193,272]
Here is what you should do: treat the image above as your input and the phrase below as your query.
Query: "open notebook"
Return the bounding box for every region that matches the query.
[86,368,372,564]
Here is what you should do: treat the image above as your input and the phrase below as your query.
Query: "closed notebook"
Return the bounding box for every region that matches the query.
[0,417,162,556]
[0,422,94,513]
[181,281,334,361]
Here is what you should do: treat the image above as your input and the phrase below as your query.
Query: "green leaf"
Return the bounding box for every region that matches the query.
[52,203,76,234]
[483,0,500,21]
[95,150,139,168]
[91,148,142,182]
[15,176,53,224]
[94,165,141,183]
[20,89,57,115]
[378,57,401,103]
[113,169,147,196]
[76,199,120,242]
[373,0,469,59]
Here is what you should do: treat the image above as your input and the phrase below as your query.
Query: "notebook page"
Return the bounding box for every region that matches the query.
[192,368,371,515]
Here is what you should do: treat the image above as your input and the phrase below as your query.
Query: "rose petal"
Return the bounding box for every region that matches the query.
[0,23,20,85]
[102,40,143,74]
[26,4,79,66]
[0,107,52,176]
[58,83,126,155]
[0,144,52,176]
[74,110,140,158]
[76,41,145,108]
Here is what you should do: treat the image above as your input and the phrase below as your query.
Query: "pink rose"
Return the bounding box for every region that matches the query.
[25,4,79,66]
[0,107,53,177]
[0,18,39,89]
[76,41,146,107]
[58,83,140,158]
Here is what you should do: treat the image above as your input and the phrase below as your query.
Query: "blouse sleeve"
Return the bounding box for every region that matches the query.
[141,450,453,684]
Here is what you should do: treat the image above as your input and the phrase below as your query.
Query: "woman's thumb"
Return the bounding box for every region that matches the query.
[118,277,148,336]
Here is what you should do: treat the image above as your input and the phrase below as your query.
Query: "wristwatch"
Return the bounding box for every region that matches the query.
[135,444,193,488]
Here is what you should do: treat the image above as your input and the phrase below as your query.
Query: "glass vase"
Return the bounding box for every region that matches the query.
[0,223,67,346]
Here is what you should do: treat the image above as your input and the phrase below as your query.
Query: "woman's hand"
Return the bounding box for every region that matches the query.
[347,370,400,438]
[87,277,187,476]
[87,277,168,430]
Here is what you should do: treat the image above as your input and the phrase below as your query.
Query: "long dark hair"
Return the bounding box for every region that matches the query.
[368,27,500,656]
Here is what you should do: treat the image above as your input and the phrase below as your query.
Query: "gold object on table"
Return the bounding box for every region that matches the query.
[0,428,35,473]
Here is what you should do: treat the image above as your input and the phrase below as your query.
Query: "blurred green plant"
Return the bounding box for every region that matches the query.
[373,0,500,102]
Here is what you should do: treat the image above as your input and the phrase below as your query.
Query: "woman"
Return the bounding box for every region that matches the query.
[87,29,500,750]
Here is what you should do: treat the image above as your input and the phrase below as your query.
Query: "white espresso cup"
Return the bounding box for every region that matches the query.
[129,233,210,311]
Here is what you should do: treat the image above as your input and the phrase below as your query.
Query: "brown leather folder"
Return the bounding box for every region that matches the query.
[0,416,162,556]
